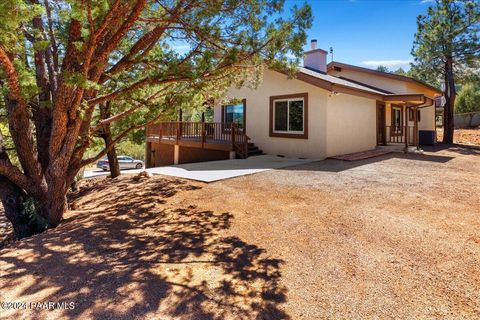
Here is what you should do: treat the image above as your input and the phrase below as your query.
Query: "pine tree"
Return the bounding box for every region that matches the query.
[411,0,480,143]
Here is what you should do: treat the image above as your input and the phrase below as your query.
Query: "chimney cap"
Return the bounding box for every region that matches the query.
[310,39,317,50]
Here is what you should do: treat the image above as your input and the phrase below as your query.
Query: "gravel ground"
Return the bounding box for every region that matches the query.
[0,145,479,319]
[437,128,480,145]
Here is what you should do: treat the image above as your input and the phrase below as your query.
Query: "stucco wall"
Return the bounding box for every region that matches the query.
[215,69,377,159]
[326,94,377,157]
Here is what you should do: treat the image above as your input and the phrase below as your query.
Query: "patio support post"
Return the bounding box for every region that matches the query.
[174,145,180,165]
[404,104,408,150]
[177,109,183,143]
[413,106,419,147]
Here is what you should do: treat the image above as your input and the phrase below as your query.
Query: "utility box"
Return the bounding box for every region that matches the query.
[419,130,436,146]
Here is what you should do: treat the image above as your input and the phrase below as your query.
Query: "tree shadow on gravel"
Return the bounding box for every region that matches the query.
[0,176,288,320]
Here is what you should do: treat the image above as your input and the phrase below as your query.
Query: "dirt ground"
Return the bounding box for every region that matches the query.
[437,127,480,145]
[0,145,480,319]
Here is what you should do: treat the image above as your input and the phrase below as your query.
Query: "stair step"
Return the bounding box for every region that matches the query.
[248,149,263,156]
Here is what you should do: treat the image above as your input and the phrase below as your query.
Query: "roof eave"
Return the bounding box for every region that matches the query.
[327,61,443,95]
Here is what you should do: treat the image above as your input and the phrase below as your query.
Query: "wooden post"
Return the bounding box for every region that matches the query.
[231,123,236,150]
[177,109,182,144]
[176,122,180,144]
[413,106,418,147]
[404,104,408,149]
[145,142,152,168]
[201,115,206,148]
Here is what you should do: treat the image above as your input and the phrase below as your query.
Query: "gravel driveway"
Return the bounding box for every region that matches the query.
[0,145,479,319]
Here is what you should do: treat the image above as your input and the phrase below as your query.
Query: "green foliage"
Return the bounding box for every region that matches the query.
[456,82,480,114]
[22,197,48,234]
[393,67,407,76]
[376,65,390,73]
[411,0,480,87]
[116,140,145,161]
[85,138,145,161]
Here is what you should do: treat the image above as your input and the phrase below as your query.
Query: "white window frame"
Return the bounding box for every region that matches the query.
[272,97,305,134]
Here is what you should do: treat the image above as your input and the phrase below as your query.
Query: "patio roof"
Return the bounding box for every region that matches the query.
[383,94,434,107]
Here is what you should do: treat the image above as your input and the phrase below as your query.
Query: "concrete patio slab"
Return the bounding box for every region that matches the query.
[144,155,319,182]
[84,155,319,182]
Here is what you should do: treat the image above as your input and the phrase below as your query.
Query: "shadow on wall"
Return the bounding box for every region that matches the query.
[0,177,288,320]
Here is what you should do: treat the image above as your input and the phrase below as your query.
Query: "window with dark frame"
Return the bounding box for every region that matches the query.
[222,99,246,131]
[391,106,403,135]
[273,98,304,132]
[408,109,421,122]
[269,93,308,139]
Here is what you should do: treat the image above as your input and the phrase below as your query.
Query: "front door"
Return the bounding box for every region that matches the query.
[376,102,386,145]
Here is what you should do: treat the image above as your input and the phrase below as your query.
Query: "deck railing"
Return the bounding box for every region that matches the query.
[146,121,249,158]
[385,125,417,145]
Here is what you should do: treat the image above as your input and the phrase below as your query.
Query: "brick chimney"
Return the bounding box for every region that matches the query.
[304,39,327,73]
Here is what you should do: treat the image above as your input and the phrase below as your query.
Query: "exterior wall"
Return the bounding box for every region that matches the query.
[178,146,229,164]
[216,69,377,159]
[150,143,174,167]
[218,69,328,158]
[325,94,377,157]
[148,143,230,166]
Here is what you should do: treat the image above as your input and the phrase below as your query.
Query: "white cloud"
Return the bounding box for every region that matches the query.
[361,60,412,68]
[419,0,434,3]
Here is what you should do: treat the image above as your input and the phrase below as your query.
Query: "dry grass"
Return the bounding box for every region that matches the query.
[437,127,480,145]
[1,145,480,319]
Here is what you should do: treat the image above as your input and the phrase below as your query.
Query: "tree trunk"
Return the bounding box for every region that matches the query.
[44,192,68,228]
[0,177,32,239]
[442,57,456,144]
[99,102,120,178]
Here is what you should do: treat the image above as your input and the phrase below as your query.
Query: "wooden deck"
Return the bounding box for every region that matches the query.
[146,121,249,157]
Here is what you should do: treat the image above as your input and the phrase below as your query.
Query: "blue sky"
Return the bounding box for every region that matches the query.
[286,0,436,70]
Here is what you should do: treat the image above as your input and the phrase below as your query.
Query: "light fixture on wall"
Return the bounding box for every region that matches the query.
[329,91,339,97]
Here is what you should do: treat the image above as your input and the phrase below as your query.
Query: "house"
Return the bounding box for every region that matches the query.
[145,40,442,167]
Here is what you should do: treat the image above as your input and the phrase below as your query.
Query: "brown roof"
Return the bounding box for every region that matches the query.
[274,68,435,106]
[327,61,442,95]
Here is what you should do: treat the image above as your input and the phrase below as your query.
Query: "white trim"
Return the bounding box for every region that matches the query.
[272,97,305,134]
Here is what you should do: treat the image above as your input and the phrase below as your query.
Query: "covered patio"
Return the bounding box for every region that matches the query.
[377,94,435,149]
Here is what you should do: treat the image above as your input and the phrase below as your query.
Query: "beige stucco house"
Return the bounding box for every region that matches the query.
[146,41,442,167]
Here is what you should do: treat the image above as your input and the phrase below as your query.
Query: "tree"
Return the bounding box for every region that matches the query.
[376,65,390,73]
[0,0,312,238]
[456,82,480,127]
[393,67,407,76]
[98,102,120,178]
[411,0,480,143]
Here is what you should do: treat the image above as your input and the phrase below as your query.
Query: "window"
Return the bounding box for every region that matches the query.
[391,106,403,135]
[269,93,308,139]
[222,99,246,131]
[408,109,421,122]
